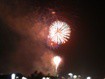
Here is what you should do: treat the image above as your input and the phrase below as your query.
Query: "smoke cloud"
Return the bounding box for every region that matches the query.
[0,0,57,75]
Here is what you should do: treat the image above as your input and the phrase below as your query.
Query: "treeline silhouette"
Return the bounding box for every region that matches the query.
[0,70,58,79]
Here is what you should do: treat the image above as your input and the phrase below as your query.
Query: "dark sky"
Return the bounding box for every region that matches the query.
[0,0,105,79]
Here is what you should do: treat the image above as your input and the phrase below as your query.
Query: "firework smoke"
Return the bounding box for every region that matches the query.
[34,50,56,75]
[0,1,59,75]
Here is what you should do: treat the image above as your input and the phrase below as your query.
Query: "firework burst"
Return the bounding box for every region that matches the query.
[48,21,71,46]
[53,56,61,71]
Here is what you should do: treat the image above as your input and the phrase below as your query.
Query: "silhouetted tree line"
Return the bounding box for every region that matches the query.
[30,70,57,79]
[0,70,58,79]
[30,70,44,79]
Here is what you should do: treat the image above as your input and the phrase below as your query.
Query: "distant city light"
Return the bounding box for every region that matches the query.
[68,73,73,78]
[86,76,91,79]
[46,77,50,79]
[11,73,16,79]
[22,77,27,79]
[73,75,77,79]
[42,77,46,79]
[42,77,50,79]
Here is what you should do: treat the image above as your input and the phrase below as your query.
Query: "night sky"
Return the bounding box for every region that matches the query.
[0,0,105,79]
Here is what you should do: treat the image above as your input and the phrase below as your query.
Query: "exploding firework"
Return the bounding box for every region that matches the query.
[53,56,61,72]
[48,21,71,46]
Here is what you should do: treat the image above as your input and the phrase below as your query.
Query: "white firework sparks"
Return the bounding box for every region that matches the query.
[48,21,71,45]
[53,56,61,71]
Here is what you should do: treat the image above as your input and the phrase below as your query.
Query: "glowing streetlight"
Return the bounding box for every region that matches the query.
[16,76,19,79]
[11,73,16,79]
[53,56,61,73]
[22,77,27,79]
[42,77,46,79]
[68,73,73,78]
[46,77,50,79]
[73,75,77,79]
[86,76,91,79]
